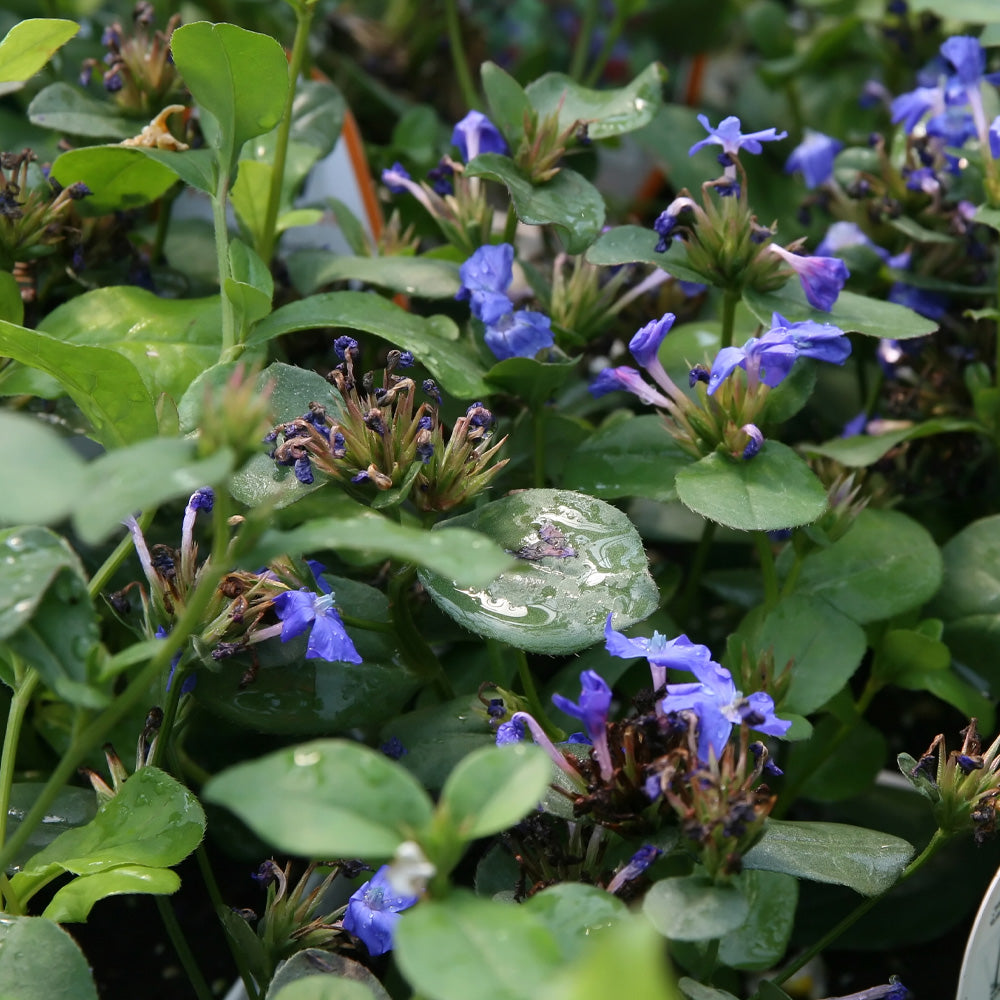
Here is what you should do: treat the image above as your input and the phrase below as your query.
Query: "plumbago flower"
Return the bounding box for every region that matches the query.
[272,564,361,664]
[707,312,852,395]
[452,110,508,162]
[784,130,843,189]
[455,243,555,360]
[342,866,418,956]
[767,242,849,311]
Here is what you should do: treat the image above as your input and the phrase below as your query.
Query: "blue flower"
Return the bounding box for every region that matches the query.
[496,716,527,745]
[653,197,696,251]
[342,866,418,956]
[551,670,612,744]
[890,86,944,133]
[382,162,413,194]
[741,423,763,460]
[661,658,791,762]
[484,309,554,360]
[941,35,991,88]
[456,244,514,325]
[784,130,843,189]
[689,115,787,158]
[589,366,674,408]
[768,244,849,311]
[815,221,888,261]
[629,313,676,368]
[452,110,508,162]
[272,574,361,664]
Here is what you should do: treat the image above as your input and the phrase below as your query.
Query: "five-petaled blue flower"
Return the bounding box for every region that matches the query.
[455,243,515,325]
[784,130,843,189]
[551,670,612,745]
[342,865,418,956]
[272,568,361,664]
[483,308,554,360]
[689,114,787,158]
[452,110,508,162]
[661,656,791,763]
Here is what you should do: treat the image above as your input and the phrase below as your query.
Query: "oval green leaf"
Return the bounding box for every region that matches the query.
[674,441,828,532]
[203,739,434,859]
[741,818,913,895]
[642,874,750,941]
[521,882,627,960]
[718,870,798,970]
[418,489,658,654]
[288,252,460,298]
[49,145,180,212]
[0,19,78,90]
[439,743,551,840]
[42,865,180,923]
[0,915,99,1000]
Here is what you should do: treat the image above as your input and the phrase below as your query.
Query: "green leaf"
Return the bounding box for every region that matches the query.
[246,514,515,588]
[910,0,1000,23]
[5,784,97,871]
[584,226,708,283]
[288,252,461,298]
[748,594,867,716]
[0,287,223,408]
[540,916,682,1000]
[793,509,942,624]
[803,417,983,467]
[72,438,234,545]
[265,950,389,1000]
[0,413,85,528]
[522,883,628,959]
[230,159,274,244]
[48,145,180,212]
[0,19,79,91]
[42,865,180,923]
[0,270,23,324]
[394,892,562,1000]
[465,155,605,254]
[781,715,886,802]
[0,318,156,447]
[744,286,938,341]
[718,871,798,971]
[0,916,98,1000]
[481,61,531,144]
[674,441,828,532]
[11,767,205,903]
[203,740,434,859]
[137,146,218,195]
[270,979,377,1000]
[677,980,740,1000]
[642,874,750,941]
[562,414,693,502]
[439,744,551,840]
[741,819,913,895]
[169,22,289,172]
[418,489,658,654]
[247,292,490,399]
[485,355,578,409]
[524,62,667,140]
[0,526,86,641]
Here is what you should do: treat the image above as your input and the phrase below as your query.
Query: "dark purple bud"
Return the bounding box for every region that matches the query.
[104,68,123,93]
[331,431,346,458]
[380,736,407,759]
[416,440,434,464]
[689,365,710,387]
[293,456,314,484]
[101,24,122,49]
[334,335,359,360]
[487,697,505,718]
[66,182,92,200]
[397,350,414,367]
[364,409,386,436]
[211,641,245,661]
[251,860,283,888]
[351,470,370,483]
[417,415,432,431]
[422,379,442,404]
[151,548,175,579]
[187,487,214,512]
[957,754,984,774]
[79,63,94,88]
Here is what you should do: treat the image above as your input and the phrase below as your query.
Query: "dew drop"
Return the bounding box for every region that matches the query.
[293,748,321,766]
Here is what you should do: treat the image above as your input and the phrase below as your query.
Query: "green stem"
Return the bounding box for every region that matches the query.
[753,532,779,612]
[389,567,454,699]
[673,520,716,626]
[514,648,562,740]
[767,830,948,989]
[258,1,316,265]
[194,844,262,1000]
[155,895,215,1000]
[720,290,739,351]
[0,663,38,852]
[0,496,245,876]
[533,408,546,488]
[569,0,599,81]
[583,7,627,87]
[501,203,519,245]
[213,170,236,361]
[443,0,479,112]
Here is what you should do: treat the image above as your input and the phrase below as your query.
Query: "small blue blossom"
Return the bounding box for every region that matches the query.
[334,335,359,360]
[653,196,696,251]
[496,717,526,745]
[272,585,362,664]
[629,313,676,368]
[380,736,408,760]
[688,115,787,158]
[784,130,843,189]
[342,866,418,956]
[381,162,413,194]
[661,658,791,762]
[606,845,662,894]
[815,221,888,261]
[890,85,944,133]
[451,110,508,162]
[551,670,612,744]
[768,244,849,311]
[456,244,514,325]
[484,309,554,361]
[589,366,673,408]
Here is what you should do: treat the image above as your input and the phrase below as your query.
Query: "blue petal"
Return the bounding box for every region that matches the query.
[307,607,362,663]
[272,590,317,641]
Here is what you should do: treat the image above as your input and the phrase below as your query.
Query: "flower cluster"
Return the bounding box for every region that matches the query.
[652,114,849,312]
[495,614,789,881]
[265,341,507,511]
[79,2,183,114]
[455,243,555,360]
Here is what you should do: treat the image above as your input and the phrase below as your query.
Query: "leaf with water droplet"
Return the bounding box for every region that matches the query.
[418,489,658,654]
